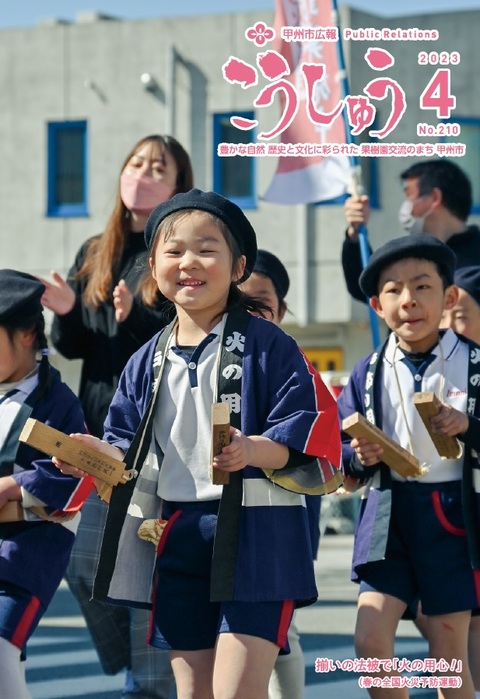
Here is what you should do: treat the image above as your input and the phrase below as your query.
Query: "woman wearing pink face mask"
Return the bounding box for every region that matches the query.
[42,134,192,436]
[40,134,193,699]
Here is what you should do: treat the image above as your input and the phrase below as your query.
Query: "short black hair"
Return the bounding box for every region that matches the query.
[400,159,472,222]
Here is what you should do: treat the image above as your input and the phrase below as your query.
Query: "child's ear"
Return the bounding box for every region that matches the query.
[233,255,247,283]
[369,295,384,319]
[444,284,459,310]
[277,305,286,323]
[19,328,36,349]
[149,257,155,277]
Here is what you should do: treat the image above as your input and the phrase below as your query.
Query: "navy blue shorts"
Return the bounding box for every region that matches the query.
[148,500,294,653]
[0,581,45,658]
[358,480,480,616]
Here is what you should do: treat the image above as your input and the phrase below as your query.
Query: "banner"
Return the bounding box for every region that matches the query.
[262,0,352,205]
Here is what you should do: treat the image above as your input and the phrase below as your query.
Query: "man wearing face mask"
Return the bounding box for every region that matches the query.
[341,159,480,303]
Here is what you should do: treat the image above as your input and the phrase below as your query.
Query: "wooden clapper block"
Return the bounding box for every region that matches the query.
[210,403,230,485]
[413,392,462,459]
[18,418,131,486]
[342,412,427,479]
[0,501,25,523]
[1,412,132,521]
[0,500,53,524]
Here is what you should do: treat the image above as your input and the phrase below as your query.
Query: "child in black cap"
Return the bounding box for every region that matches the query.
[0,269,90,698]
[441,266,480,345]
[336,234,480,697]
[440,265,480,697]
[241,249,290,325]
[55,189,343,699]
[242,249,320,699]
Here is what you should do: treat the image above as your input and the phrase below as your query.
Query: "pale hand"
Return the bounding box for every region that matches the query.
[0,476,22,510]
[344,195,371,240]
[212,429,289,473]
[212,427,252,473]
[52,433,125,477]
[350,436,383,467]
[113,279,134,323]
[39,271,76,316]
[429,404,469,437]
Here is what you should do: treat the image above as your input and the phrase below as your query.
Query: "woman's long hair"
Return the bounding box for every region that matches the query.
[74,134,193,308]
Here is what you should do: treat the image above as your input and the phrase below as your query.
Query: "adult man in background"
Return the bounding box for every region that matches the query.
[342,159,480,303]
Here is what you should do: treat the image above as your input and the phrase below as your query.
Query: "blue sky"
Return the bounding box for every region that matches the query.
[1,0,480,29]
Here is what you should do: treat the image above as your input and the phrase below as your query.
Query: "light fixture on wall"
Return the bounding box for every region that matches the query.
[140,73,159,91]
[140,73,165,103]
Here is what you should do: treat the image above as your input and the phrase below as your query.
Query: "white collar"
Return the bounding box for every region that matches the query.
[0,365,39,397]
[383,328,460,365]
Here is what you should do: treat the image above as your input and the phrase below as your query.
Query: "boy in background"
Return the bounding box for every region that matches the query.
[442,266,480,343]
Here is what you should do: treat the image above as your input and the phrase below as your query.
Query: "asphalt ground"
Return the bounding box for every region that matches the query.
[299,532,437,699]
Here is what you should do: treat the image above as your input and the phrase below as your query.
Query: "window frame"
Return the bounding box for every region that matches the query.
[47,120,88,218]
[213,111,257,209]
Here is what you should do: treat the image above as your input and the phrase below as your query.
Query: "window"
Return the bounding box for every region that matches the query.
[47,121,88,217]
[213,112,256,209]
[443,118,480,214]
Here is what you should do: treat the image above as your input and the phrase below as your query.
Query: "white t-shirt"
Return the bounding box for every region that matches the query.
[381,330,466,483]
[153,324,225,501]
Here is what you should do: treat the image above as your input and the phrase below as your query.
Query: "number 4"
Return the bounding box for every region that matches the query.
[420,69,456,119]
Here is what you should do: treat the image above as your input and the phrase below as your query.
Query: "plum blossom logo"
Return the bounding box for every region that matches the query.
[245,21,275,47]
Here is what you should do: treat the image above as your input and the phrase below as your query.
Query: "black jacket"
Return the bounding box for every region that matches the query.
[51,232,169,437]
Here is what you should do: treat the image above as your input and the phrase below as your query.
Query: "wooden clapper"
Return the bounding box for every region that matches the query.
[0,418,131,523]
[413,392,462,459]
[209,402,230,485]
[342,412,428,479]
[3,406,233,527]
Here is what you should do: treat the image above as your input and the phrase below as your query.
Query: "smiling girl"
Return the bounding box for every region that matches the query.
[56,189,342,699]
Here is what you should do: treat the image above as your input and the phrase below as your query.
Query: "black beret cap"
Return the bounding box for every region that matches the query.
[359,234,457,298]
[144,188,257,282]
[454,266,480,306]
[253,249,290,300]
[0,269,45,325]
